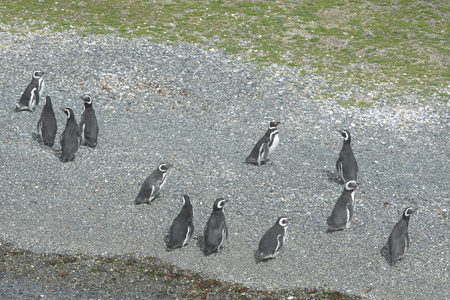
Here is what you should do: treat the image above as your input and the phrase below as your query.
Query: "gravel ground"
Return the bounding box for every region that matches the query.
[0,31,449,299]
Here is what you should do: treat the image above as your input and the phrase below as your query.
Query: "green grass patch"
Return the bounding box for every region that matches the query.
[1,0,448,103]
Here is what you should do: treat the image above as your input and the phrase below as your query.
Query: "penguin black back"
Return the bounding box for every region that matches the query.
[135,163,172,205]
[79,94,99,148]
[246,120,280,166]
[336,129,358,182]
[37,95,57,147]
[60,108,80,162]
[258,216,291,261]
[204,198,229,255]
[327,181,358,232]
[166,195,194,251]
[388,207,416,266]
[15,70,45,112]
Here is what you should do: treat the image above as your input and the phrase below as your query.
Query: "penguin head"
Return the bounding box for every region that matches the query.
[213,198,228,211]
[339,129,351,142]
[62,108,75,119]
[277,216,291,227]
[268,120,280,130]
[344,181,358,191]
[81,94,93,105]
[402,207,416,219]
[33,70,44,79]
[181,195,192,206]
[158,163,172,172]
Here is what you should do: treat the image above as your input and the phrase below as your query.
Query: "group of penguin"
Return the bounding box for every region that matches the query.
[15,70,98,162]
[15,70,415,265]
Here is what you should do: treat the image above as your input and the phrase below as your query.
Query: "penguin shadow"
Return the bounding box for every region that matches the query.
[163,234,170,250]
[380,244,394,266]
[32,132,62,159]
[253,250,269,264]
[323,170,343,184]
[196,235,206,254]
[242,160,274,167]
[31,132,41,143]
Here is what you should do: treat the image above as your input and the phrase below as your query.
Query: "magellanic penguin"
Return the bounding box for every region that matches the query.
[79,94,99,148]
[203,198,229,255]
[60,108,80,162]
[387,207,416,266]
[15,70,45,112]
[258,216,291,261]
[37,95,57,147]
[246,120,280,166]
[135,163,172,205]
[336,129,358,183]
[327,181,358,232]
[166,195,194,251]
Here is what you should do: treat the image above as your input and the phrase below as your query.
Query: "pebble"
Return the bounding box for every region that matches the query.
[0,31,448,300]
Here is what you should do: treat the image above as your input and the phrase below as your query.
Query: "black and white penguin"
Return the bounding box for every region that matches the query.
[135,163,172,205]
[246,120,280,166]
[257,216,291,261]
[327,181,358,232]
[15,70,45,112]
[79,94,99,148]
[387,207,416,266]
[60,108,80,162]
[37,95,57,147]
[166,195,194,251]
[203,198,229,255]
[336,129,358,183]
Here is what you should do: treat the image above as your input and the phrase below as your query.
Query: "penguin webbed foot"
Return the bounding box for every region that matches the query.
[261,159,273,166]
[326,226,345,233]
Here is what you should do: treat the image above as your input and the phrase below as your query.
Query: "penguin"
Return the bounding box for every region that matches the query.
[37,95,57,147]
[203,198,229,255]
[258,216,291,261]
[327,181,358,232]
[79,94,99,148]
[336,129,358,183]
[15,70,45,112]
[246,120,280,166]
[135,163,172,205]
[387,207,416,266]
[166,195,194,251]
[60,108,80,162]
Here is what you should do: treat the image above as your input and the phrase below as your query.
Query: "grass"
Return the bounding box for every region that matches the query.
[0,1,448,102]
[0,5,442,297]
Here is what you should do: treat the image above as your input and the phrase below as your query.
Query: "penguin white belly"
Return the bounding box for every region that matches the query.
[345,206,351,229]
[269,134,279,155]
[159,173,168,190]
[38,78,45,101]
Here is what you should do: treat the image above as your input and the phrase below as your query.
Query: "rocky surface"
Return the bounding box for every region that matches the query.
[0,31,448,299]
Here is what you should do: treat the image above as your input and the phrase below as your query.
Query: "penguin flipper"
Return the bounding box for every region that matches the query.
[262,142,270,161]
[34,88,40,106]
